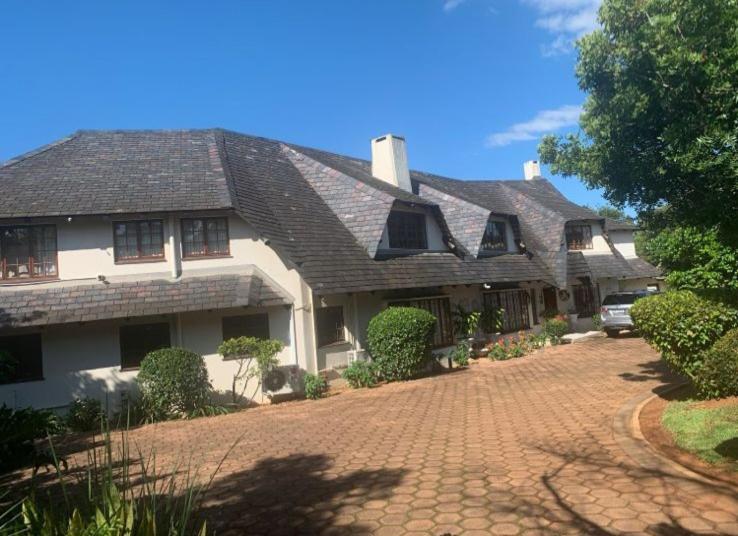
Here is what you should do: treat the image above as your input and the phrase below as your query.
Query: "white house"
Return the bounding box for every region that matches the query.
[0,130,661,410]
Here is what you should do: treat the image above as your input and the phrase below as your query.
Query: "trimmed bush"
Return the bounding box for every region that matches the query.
[304,373,327,399]
[696,328,738,399]
[137,348,211,421]
[367,307,437,382]
[451,341,470,367]
[66,397,104,433]
[631,290,738,379]
[342,361,378,388]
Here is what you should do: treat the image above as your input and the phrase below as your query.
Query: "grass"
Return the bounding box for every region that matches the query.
[662,399,738,470]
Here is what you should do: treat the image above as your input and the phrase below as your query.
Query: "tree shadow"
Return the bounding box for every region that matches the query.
[618,358,683,387]
[197,453,406,534]
[715,437,738,462]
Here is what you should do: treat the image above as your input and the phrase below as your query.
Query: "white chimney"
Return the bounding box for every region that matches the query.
[371,134,412,192]
[523,160,541,180]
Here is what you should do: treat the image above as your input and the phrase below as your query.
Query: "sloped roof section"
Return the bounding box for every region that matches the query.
[626,257,662,278]
[0,266,292,329]
[0,130,233,217]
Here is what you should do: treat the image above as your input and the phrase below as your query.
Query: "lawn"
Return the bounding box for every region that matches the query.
[662,399,738,471]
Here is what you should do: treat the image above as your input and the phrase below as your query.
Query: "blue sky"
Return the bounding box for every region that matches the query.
[0,0,614,210]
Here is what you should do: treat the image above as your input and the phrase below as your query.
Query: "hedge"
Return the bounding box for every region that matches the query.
[367,307,437,381]
[630,290,738,379]
[696,328,738,399]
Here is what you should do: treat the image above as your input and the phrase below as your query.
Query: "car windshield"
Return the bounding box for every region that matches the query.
[602,293,644,305]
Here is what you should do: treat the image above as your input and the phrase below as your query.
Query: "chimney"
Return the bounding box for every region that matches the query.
[371,134,412,191]
[523,160,541,180]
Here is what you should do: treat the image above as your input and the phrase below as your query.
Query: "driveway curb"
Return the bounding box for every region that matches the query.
[613,381,731,486]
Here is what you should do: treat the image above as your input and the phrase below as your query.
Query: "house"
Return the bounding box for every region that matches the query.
[0,130,661,410]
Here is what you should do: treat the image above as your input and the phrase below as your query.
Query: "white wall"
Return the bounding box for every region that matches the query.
[0,305,294,410]
[610,230,637,258]
[577,221,611,254]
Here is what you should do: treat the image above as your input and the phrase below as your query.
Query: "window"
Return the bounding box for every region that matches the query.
[222,313,270,341]
[0,334,43,384]
[119,322,171,370]
[113,220,165,262]
[573,284,598,317]
[481,220,507,252]
[387,211,427,250]
[181,218,230,258]
[389,297,454,347]
[315,306,345,347]
[566,224,593,250]
[0,225,57,280]
[483,290,531,333]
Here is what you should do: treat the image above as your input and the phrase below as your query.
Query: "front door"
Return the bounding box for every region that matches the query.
[542,287,558,315]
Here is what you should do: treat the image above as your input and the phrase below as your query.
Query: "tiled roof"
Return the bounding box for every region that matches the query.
[0,130,232,217]
[0,267,291,329]
[625,257,662,278]
[605,218,639,231]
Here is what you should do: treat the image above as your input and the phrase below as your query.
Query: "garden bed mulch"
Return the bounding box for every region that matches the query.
[639,385,738,487]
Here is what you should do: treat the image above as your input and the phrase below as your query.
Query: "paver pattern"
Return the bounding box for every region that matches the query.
[53,337,738,534]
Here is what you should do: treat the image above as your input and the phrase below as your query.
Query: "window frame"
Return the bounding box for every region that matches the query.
[315,306,346,348]
[0,224,58,282]
[482,289,531,333]
[0,333,44,384]
[180,217,231,259]
[388,296,454,348]
[566,224,593,250]
[112,220,166,263]
[386,211,428,250]
[573,283,598,318]
[480,219,508,253]
[119,322,172,371]
[222,313,271,342]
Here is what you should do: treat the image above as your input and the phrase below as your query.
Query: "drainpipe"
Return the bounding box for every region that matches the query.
[290,305,299,367]
[168,214,179,278]
[352,293,362,351]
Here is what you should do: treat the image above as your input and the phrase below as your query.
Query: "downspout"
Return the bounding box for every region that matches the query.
[290,305,299,366]
[168,214,179,279]
[352,293,362,351]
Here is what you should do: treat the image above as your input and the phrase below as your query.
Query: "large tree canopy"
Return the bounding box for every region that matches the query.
[539,0,738,243]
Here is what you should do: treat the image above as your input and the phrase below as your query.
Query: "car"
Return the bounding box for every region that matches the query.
[599,291,657,337]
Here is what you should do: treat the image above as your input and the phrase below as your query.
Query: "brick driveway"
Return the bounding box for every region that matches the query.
[107,338,738,534]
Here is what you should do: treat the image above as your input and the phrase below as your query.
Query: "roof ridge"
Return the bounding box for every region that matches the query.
[0,132,79,169]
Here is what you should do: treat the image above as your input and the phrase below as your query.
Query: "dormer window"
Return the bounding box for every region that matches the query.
[387,211,427,250]
[566,224,593,250]
[481,220,507,252]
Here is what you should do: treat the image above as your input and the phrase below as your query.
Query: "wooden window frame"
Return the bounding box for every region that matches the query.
[181,217,231,259]
[315,306,346,348]
[0,224,58,282]
[388,296,454,348]
[119,322,171,371]
[0,333,44,384]
[482,290,531,333]
[480,220,508,252]
[113,220,166,263]
[387,211,428,250]
[566,224,593,250]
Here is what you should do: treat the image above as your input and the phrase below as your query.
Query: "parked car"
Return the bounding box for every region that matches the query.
[600,291,657,337]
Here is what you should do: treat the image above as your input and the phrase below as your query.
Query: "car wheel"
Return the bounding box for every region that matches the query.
[605,329,619,338]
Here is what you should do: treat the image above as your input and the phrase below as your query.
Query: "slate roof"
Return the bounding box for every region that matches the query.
[605,218,638,231]
[1,129,655,296]
[0,267,291,329]
[626,257,662,278]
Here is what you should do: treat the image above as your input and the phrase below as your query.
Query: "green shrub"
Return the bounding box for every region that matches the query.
[0,405,63,473]
[695,328,738,399]
[631,290,738,379]
[451,341,470,367]
[342,361,378,388]
[542,317,569,345]
[66,397,104,433]
[137,348,211,421]
[304,373,327,399]
[367,307,437,381]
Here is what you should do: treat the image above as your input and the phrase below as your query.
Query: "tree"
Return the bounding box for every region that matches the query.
[218,336,283,404]
[641,225,738,289]
[584,204,634,223]
[539,0,738,244]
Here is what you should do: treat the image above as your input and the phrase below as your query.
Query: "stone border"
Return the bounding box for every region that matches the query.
[612,382,726,485]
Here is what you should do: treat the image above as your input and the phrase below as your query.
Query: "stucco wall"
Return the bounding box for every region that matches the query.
[0,306,293,410]
[609,230,637,259]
